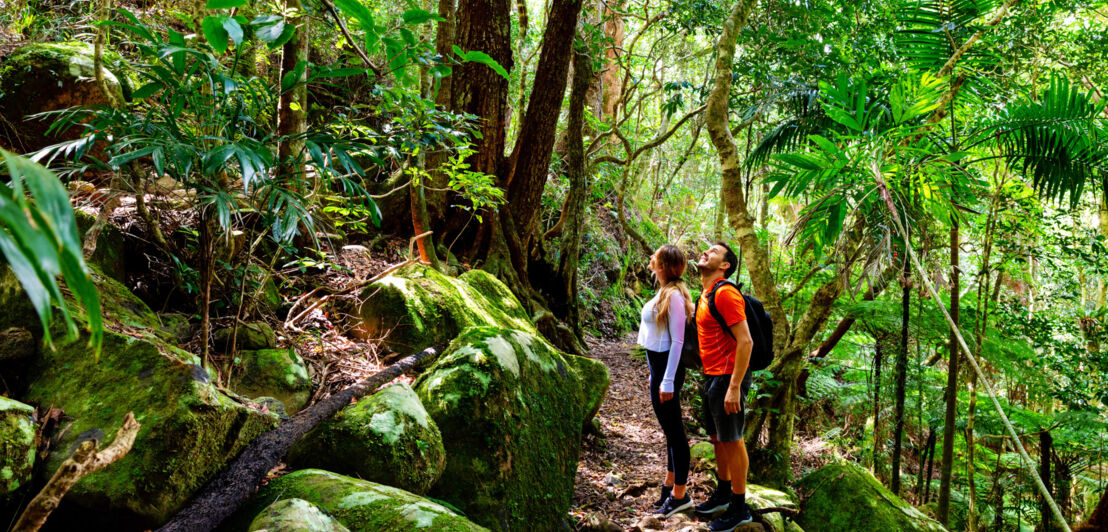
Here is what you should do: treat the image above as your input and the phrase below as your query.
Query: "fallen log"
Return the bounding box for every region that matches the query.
[158,346,439,532]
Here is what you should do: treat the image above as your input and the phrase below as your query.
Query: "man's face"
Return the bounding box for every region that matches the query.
[697,244,730,274]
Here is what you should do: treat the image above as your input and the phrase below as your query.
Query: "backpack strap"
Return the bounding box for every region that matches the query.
[706,279,738,340]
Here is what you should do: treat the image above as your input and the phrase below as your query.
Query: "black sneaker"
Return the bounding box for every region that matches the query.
[695,487,731,515]
[708,503,753,532]
[654,494,693,517]
[652,485,673,508]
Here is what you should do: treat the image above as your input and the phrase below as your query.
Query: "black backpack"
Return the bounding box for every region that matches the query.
[680,280,774,371]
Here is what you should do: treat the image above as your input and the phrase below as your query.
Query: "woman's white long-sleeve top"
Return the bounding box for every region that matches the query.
[637,291,687,394]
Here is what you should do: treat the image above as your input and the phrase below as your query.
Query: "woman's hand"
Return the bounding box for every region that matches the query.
[659,390,674,403]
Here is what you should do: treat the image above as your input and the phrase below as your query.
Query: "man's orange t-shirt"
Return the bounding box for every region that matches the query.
[696,279,746,376]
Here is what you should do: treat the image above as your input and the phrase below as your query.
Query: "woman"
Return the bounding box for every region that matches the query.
[637,244,696,517]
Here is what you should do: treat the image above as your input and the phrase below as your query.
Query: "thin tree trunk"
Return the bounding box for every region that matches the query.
[554,42,592,341]
[601,1,624,120]
[938,221,962,525]
[1042,430,1055,532]
[891,230,911,495]
[873,331,887,477]
[917,428,935,503]
[277,0,308,183]
[924,429,936,503]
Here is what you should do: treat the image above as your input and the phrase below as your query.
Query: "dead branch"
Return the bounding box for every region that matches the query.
[157,346,439,532]
[13,412,141,532]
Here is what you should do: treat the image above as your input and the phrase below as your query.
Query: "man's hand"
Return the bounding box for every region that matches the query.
[724,385,743,414]
[659,390,674,403]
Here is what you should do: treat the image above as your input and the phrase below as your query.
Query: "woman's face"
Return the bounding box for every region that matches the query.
[649,249,665,282]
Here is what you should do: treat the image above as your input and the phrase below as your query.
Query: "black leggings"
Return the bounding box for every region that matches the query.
[647,349,690,486]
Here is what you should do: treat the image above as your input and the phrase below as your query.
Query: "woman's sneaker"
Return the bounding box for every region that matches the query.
[708,502,753,532]
[694,487,731,515]
[654,494,693,518]
[652,485,673,508]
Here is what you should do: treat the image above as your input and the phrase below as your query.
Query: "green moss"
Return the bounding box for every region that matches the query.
[233,348,312,415]
[74,211,127,285]
[287,383,445,494]
[19,270,276,526]
[356,265,537,354]
[215,322,277,351]
[235,469,487,531]
[748,484,800,532]
[797,462,947,532]
[0,397,35,495]
[248,498,350,532]
[413,326,609,532]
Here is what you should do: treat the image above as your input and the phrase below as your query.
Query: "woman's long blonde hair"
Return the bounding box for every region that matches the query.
[653,245,694,327]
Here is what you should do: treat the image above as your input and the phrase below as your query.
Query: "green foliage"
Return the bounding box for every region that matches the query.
[0,150,101,355]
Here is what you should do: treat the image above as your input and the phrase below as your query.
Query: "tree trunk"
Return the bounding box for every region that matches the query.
[601,1,624,120]
[891,234,911,495]
[938,222,961,525]
[553,42,592,341]
[916,428,935,503]
[1042,430,1055,532]
[1076,485,1108,531]
[924,429,936,503]
[277,0,308,182]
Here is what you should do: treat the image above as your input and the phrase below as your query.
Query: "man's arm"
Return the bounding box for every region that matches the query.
[724,320,753,415]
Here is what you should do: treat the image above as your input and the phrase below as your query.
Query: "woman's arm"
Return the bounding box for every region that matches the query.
[660,293,686,395]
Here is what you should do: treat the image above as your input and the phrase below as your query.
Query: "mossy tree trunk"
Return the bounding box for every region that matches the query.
[277,0,308,185]
[706,0,872,488]
[552,42,592,341]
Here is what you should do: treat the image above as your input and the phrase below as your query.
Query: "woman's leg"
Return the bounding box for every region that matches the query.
[647,350,676,488]
[650,350,690,497]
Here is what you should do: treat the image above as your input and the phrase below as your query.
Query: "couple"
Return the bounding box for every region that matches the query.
[637,242,754,531]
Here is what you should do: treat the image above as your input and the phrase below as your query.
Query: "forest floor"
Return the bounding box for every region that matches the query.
[572,335,720,532]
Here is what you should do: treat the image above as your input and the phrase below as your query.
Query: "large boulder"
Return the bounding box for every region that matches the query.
[6,267,277,526]
[413,326,609,531]
[233,347,312,414]
[0,42,124,154]
[215,322,277,351]
[797,462,947,532]
[236,469,488,531]
[0,397,36,496]
[248,498,350,532]
[288,382,445,494]
[354,264,537,353]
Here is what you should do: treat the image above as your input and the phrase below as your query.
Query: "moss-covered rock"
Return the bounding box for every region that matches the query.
[248,498,350,532]
[0,42,124,153]
[75,210,127,285]
[15,269,277,526]
[797,462,947,532]
[288,383,445,494]
[237,469,488,531]
[215,322,277,351]
[233,347,312,414]
[748,484,801,532]
[413,326,609,531]
[0,397,35,496]
[0,327,36,362]
[355,264,537,354]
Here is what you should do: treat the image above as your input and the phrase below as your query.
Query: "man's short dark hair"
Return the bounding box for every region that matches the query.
[715,241,738,280]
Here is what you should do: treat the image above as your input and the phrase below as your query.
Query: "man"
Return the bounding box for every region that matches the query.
[694,242,754,531]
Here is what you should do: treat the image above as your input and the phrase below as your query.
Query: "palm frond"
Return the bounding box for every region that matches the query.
[978,76,1108,207]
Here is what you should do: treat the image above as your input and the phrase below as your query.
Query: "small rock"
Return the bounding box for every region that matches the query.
[234,348,312,414]
[0,327,36,361]
[215,322,276,351]
[634,514,664,530]
[585,514,622,532]
[603,472,623,487]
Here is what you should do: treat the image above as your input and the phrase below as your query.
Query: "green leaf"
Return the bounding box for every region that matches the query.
[254,19,286,44]
[332,0,376,34]
[452,45,510,80]
[202,15,230,53]
[205,0,246,8]
[281,60,307,92]
[402,9,443,24]
[131,81,164,100]
[222,16,244,47]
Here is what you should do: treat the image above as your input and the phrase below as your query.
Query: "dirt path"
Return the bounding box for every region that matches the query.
[573,335,718,531]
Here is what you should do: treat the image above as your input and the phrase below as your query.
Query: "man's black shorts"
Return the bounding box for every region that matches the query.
[700,371,753,443]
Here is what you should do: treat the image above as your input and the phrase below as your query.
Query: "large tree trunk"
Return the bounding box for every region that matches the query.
[938,222,961,525]
[450,0,511,180]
